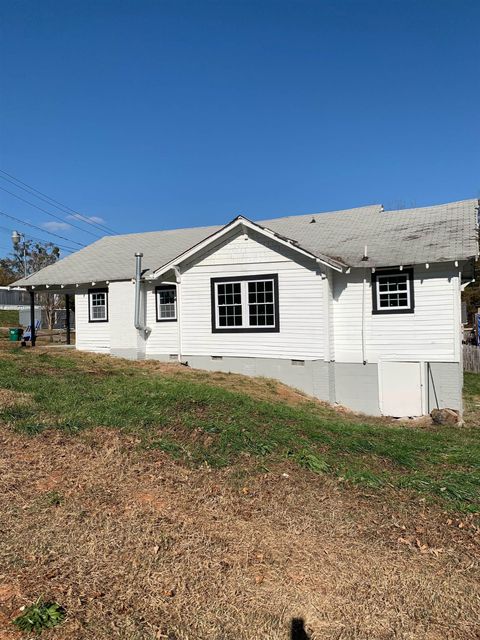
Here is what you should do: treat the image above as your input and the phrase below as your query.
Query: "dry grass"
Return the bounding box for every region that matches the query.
[0,389,31,410]
[0,425,479,640]
[0,344,479,638]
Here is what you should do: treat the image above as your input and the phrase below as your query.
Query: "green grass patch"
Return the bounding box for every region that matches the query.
[0,309,19,327]
[0,349,479,512]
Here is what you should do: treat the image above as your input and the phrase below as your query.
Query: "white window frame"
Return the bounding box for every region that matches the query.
[372,268,414,314]
[211,274,279,333]
[88,288,108,322]
[155,285,177,322]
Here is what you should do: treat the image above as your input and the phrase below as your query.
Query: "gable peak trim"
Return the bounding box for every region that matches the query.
[147,215,346,280]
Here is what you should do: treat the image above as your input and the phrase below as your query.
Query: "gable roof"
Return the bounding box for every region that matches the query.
[13,199,479,288]
[149,215,348,279]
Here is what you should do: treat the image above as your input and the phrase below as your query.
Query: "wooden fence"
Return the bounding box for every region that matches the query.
[463,345,480,373]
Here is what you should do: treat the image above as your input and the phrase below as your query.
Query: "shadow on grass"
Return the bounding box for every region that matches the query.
[291,618,310,639]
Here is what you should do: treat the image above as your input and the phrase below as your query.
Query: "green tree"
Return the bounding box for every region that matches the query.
[0,240,61,334]
[0,239,60,283]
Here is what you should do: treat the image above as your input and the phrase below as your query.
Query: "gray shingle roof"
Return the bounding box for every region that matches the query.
[262,199,479,269]
[13,199,479,287]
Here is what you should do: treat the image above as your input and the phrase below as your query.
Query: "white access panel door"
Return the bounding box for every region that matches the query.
[379,361,423,417]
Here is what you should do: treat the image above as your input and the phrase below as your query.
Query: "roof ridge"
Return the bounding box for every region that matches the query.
[382,198,478,214]
[260,204,382,224]
[100,222,222,241]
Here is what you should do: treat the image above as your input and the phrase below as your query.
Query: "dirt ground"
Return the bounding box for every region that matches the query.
[0,424,479,640]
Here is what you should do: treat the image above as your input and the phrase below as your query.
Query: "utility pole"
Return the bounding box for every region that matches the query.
[11,230,27,277]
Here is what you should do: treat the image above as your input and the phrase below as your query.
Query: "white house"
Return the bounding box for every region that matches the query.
[13,199,479,417]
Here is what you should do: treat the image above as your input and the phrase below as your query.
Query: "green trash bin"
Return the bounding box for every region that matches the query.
[8,327,23,342]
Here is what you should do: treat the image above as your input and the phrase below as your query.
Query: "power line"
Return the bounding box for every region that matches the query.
[0,221,79,250]
[0,169,118,235]
[0,175,112,237]
[0,224,77,253]
[0,208,86,247]
[0,169,117,234]
[0,245,71,257]
[0,185,103,239]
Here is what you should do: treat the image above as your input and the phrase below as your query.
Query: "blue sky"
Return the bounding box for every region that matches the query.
[0,0,479,255]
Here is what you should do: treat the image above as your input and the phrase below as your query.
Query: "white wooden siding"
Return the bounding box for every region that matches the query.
[109,281,139,354]
[73,233,461,370]
[333,263,460,363]
[145,283,179,356]
[180,228,325,360]
[75,290,110,353]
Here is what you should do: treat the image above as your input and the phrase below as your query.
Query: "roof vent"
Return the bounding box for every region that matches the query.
[310,217,316,224]
[361,245,369,261]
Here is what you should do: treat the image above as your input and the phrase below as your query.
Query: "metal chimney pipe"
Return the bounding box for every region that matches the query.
[134,252,144,330]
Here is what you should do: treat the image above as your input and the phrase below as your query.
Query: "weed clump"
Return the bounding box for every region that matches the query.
[13,598,65,634]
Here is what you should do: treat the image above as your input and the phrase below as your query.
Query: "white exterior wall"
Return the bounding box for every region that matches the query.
[108,281,143,358]
[75,290,110,353]
[179,228,325,360]
[74,255,461,369]
[332,263,461,363]
[71,236,464,416]
[145,283,180,358]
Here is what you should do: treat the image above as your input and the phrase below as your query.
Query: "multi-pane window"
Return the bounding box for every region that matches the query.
[372,269,414,314]
[211,275,279,332]
[217,282,242,327]
[248,280,275,326]
[156,285,177,321]
[88,288,108,322]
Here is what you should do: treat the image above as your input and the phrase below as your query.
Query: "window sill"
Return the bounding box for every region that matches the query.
[372,308,414,315]
[212,326,280,333]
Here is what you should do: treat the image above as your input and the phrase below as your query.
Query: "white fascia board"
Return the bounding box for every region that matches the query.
[147,216,345,280]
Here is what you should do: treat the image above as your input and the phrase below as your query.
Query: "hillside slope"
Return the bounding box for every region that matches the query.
[0,345,479,639]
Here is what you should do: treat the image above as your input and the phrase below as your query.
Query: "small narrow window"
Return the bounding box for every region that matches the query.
[211,274,279,333]
[372,268,414,314]
[156,285,177,322]
[88,288,108,322]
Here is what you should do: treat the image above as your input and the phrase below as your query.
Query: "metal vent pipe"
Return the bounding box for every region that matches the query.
[134,252,149,332]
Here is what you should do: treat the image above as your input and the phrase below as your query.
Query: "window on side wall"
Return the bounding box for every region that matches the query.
[372,268,414,314]
[88,288,108,322]
[210,274,279,332]
[156,285,177,321]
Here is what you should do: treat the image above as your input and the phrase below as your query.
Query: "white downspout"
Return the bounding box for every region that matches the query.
[173,265,182,362]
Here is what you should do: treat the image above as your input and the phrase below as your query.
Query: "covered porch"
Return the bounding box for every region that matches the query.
[15,284,75,347]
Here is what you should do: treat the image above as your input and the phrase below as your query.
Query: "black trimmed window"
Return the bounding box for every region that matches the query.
[211,274,279,333]
[88,288,108,322]
[372,268,414,314]
[155,285,177,322]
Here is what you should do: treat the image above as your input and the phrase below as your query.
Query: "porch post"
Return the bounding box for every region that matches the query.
[29,289,36,347]
[65,294,71,345]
